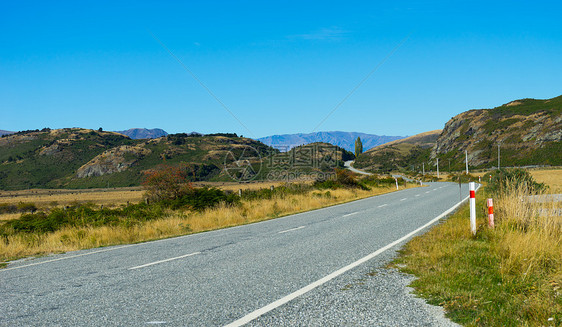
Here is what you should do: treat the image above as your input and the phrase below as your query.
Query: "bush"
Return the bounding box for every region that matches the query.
[486,168,546,195]
[142,164,193,202]
[163,187,240,211]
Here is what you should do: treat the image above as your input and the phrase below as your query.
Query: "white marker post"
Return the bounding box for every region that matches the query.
[394,177,399,190]
[469,182,476,235]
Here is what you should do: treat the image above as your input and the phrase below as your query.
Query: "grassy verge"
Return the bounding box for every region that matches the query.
[0,183,409,265]
[393,183,561,326]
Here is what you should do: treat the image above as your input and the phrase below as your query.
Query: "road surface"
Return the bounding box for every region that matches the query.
[1,183,472,326]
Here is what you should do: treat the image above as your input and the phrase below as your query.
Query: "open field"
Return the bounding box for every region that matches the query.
[0,182,413,263]
[530,168,562,193]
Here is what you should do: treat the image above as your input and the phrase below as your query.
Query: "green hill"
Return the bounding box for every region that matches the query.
[0,129,274,190]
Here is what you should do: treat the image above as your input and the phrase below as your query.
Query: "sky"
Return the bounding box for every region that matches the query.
[1,1,561,139]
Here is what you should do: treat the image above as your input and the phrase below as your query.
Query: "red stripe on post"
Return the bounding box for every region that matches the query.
[488,206,493,215]
[470,190,475,198]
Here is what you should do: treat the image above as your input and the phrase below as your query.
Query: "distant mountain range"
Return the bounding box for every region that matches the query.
[115,128,168,139]
[257,131,405,152]
[0,130,14,136]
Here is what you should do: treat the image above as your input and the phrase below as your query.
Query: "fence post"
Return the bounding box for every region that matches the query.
[469,182,476,235]
[487,198,495,228]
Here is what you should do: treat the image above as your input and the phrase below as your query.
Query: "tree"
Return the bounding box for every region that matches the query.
[142,164,193,202]
[354,137,363,157]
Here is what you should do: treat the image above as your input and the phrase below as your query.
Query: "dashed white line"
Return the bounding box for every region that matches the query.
[342,212,360,217]
[224,189,475,327]
[400,198,407,201]
[415,194,420,197]
[377,204,388,208]
[129,252,200,270]
[425,191,431,194]
[278,226,306,234]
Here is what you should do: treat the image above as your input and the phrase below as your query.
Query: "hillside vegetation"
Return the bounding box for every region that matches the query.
[0,128,273,190]
[354,130,441,172]
[355,95,562,173]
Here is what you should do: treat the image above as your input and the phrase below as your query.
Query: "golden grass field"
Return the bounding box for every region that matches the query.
[0,182,410,262]
[530,168,562,193]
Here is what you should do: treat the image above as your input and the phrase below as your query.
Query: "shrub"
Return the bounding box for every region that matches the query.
[486,168,546,195]
[164,187,240,211]
[142,164,193,202]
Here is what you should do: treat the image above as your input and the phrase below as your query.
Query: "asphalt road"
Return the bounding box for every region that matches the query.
[1,182,473,326]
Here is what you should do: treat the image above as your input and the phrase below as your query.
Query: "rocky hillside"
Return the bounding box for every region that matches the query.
[432,96,562,169]
[258,131,404,152]
[0,129,274,190]
[354,130,441,172]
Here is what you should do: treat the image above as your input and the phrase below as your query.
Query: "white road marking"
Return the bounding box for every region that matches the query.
[400,198,407,201]
[425,191,431,194]
[146,322,167,325]
[129,252,200,270]
[415,194,420,197]
[342,212,360,217]
[1,243,140,272]
[377,204,388,208]
[224,186,477,327]
[278,226,306,234]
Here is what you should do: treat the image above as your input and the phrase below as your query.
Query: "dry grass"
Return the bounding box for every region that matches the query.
[530,168,562,193]
[394,177,562,326]
[0,186,401,262]
[0,187,144,208]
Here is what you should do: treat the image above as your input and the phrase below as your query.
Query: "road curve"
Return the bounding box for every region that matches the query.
[344,160,372,175]
[1,183,474,326]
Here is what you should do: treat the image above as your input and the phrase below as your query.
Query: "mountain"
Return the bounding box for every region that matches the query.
[431,96,562,169]
[257,131,405,152]
[354,130,441,172]
[0,129,274,190]
[0,130,15,136]
[355,95,562,173]
[115,128,168,139]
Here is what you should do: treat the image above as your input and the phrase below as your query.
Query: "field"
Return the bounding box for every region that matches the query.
[530,168,562,192]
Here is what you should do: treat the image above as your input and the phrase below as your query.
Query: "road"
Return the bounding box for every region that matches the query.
[1,183,473,326]
[344,160,372,175]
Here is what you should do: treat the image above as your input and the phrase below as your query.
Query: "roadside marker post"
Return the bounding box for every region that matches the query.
[469,182,476,235]
[394,177,399,190]
[487,198,495,228]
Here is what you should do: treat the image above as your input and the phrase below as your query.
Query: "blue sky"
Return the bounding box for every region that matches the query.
[1,1,561,138]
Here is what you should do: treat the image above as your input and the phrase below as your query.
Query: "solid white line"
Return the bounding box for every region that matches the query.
[400,198,407,201]
[342,212,360,217]
[224,187,477,327]
[278,226,305,234]
[129,252,200,270]
[377,204,388,208]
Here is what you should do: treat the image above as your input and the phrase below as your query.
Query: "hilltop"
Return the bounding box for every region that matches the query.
[0,130,14,137]
[258,131,404,152]
[354,130,441,172]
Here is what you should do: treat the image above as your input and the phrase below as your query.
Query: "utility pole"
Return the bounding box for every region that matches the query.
[498,144,500,170]
[465,150,469,174]
[436,158,439,178]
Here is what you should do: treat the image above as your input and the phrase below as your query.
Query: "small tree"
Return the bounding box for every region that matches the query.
[142,164,193,202]
[354,137,363,157]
